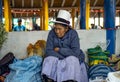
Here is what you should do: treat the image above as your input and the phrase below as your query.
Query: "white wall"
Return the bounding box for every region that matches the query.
[0,30,107,61]
[116,29,120,55]
[0,31,49,59]
[77,30,106,61]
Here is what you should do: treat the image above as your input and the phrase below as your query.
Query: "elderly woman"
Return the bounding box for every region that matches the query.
[41,10,88,82]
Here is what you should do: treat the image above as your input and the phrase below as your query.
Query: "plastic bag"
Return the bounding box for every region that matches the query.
[5,56,43,82]
[107,71,120,82]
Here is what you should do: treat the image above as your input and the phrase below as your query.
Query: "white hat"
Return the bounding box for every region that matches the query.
[52,10,71,26]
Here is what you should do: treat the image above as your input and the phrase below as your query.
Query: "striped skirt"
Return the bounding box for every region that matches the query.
[41,56,88,82]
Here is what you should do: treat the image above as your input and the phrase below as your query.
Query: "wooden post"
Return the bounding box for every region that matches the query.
[72,8,75,29]
[4,0,12,32]
[86,0,90,30]
[43,0,49,30]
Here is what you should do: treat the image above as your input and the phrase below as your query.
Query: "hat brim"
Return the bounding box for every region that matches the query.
[51,21,71,26]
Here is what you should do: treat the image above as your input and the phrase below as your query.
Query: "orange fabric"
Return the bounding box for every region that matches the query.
[0,76,5,82]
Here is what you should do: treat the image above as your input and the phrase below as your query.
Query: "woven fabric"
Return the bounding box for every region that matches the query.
[41,56,88,82]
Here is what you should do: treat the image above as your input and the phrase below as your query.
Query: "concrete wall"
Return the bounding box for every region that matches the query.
[116,29,120,55]
[0,31,49,59]
[0,30,107,61]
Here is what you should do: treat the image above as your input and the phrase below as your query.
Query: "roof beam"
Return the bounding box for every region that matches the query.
[11,6,120,11]
[72,0,77,6]
[22,0,24,7]
[93,0,98,6]
[91,6,120,9]
[12,0,15,7]
[40,0,42,7]
[12,7,75,11]
[116,0,120,5]
[31,0,34,7]
[61,0,66,7]
[20,13,22,17]
[27,13,29,17]
[14,13,16,17]
[94,12,97,17]
[50,0,54,7]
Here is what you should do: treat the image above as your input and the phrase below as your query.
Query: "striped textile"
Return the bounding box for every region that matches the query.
[88,64,115,80]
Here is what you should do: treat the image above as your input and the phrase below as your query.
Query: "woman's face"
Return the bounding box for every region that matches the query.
[54,24,68,38]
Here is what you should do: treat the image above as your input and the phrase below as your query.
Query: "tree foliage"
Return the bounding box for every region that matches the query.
[0,22,8,49]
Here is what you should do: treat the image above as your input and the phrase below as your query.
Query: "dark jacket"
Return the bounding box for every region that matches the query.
[45,28,84,62]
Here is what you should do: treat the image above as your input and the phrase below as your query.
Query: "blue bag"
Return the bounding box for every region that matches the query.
[5,56,43,82]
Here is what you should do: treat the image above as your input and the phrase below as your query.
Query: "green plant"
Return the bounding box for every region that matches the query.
[0,22,8,50]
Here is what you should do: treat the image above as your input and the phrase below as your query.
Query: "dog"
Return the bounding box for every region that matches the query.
[34,40,46,57]
[27,43,34,57]
[27,40,46,58]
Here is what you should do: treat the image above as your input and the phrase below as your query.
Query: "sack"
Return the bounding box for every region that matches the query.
[0,52,15,75]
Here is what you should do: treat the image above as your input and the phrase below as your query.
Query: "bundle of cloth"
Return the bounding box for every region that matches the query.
[107,71,120,82]
[27,40,46,58]
[87,45,109,66]
[0,52,15,82]
[109,54,120,71]
[4,56,43,82]
[0,52,15,76]
[88,64,115,81]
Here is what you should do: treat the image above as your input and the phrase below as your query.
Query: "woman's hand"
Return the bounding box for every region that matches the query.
[54,47,60,52]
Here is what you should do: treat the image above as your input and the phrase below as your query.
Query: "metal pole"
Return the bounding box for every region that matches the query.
[104,0,116,56]
[80,0,86,29]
